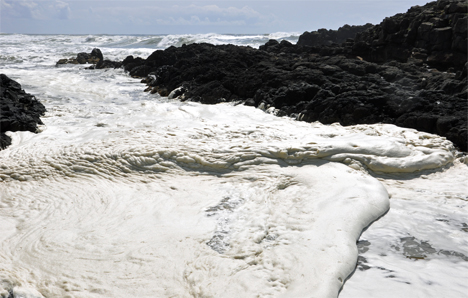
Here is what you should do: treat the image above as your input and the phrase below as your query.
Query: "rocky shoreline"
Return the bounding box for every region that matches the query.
[1,0,467,152]
[118,0,467,151]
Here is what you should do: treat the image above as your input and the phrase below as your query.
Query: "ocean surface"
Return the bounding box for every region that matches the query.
[0,33,467,298]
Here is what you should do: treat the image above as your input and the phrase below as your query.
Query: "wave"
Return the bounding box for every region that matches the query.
[86,32,301,50]
[81,32,301,49]
[0,32,300,68]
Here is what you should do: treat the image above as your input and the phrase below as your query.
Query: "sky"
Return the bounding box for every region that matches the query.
[1,0,432,35]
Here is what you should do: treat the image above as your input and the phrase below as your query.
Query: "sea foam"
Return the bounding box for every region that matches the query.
[0,33,465,298]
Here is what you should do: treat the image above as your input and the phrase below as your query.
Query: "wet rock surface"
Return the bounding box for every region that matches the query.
[0,74,46,149]
[120,1,467,152]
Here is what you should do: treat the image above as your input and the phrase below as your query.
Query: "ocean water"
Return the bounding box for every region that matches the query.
[0,34,467,298]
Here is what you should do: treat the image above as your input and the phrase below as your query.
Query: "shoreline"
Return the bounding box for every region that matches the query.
[2,0,467,152]
[118,0,467,151]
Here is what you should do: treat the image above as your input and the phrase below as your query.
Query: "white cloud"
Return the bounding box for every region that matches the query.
[80,3,274,29]
[54,0,71,19]
[154,15,248,27]
[149,4,274,27]
[1,0,36,19]
[174,4,262,20]
[1,0,71,20]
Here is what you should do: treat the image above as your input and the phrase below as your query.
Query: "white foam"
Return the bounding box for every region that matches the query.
[340,159,468,298]
[0,159,389,298]
[0,33,464,298]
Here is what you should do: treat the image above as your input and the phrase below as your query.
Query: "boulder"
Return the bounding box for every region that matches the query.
[91,48,104,61]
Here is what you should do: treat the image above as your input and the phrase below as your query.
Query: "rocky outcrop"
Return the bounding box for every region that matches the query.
[56,48,121,69]
[351,0,467,70]
[125,43,467,151]
[118,0,467,151]
[296,0,467,72]
[0,74,46,149]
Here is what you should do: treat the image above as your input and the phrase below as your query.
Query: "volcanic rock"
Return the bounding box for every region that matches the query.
[0,74,46,150]
[351,0,467,70]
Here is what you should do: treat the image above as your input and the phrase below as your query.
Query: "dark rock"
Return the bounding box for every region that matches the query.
[445,1,468,13]
[297,24,373,47]
[95,59,122,70]
[128,65,152,77]
[244,98,256,106]
[122,56,146,73]
[56,48,101,66]
[76,52,91,64]
[0,74,46,150]
[56,48,120,69]
[56,58,69,65]
[0,133,12,149]
[91,48,104,61]
[259,39,280,51]
[352,0,467,71]
[430,27,452,51]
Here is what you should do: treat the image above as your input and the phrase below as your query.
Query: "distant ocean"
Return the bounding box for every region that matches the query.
[1,33,467,298]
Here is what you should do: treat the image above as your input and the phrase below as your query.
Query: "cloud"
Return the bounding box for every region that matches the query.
[169,4,262,19]
[1,0,71,20]
[154,15,248,27]
[147,4,275,27]
[79,2,275,29]
[1,0,37,19]
[183,4,261,19]
[54,0,71,20]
